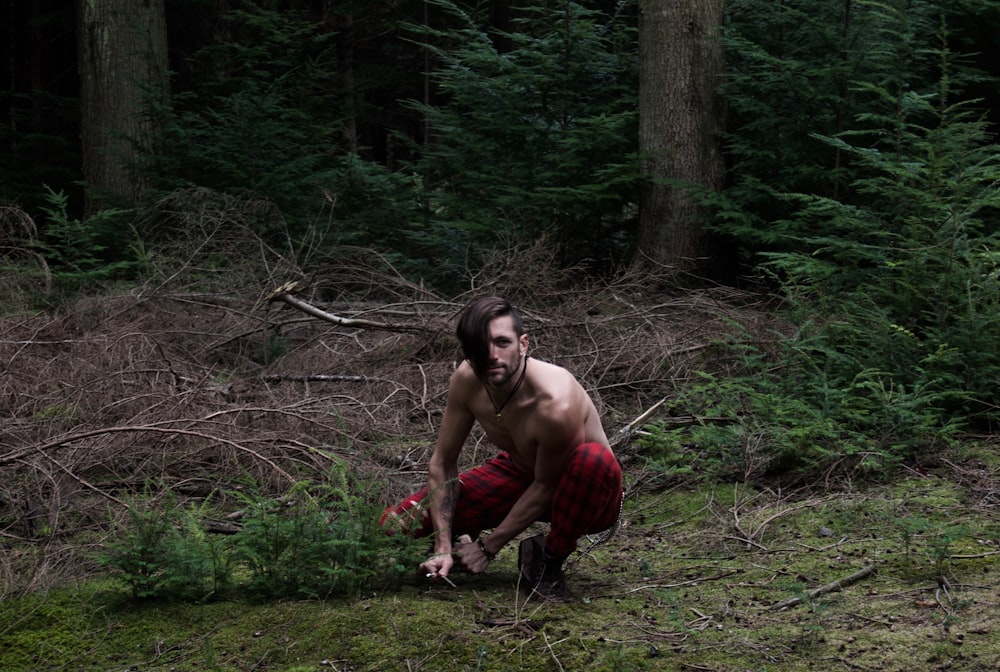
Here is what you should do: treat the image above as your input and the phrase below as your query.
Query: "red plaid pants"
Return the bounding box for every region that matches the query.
[381,442,622,557]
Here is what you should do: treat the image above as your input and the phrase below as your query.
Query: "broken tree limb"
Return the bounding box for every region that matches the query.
[260,374,373,383]
[612,397,667,448]
[769,563,878,611]
[265,282,429,333]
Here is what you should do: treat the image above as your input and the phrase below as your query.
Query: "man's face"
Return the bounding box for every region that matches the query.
[483,314,526,386]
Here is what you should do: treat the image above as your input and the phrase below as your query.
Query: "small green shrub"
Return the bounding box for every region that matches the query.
[98,464,424,603]
[98,492,229,602]
[639,334,960,484]
[639,369,851,484]
[36,186,138,292]
[232,465,423,600]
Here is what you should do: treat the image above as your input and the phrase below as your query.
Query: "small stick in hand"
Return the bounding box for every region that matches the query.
[426,572,456,588]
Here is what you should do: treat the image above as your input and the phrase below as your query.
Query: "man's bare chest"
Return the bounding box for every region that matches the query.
[472,402,538,469]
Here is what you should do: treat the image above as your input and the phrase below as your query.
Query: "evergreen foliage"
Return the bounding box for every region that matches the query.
[98,465,424,603]
[716,1,995,253]
[718,0,903,248]
[146,3,425,271]
[137,1,643,288]
[639,2,1000,482]
[98,491,230,602]
[35,187,138,292]
[232,469,420,601]
[760,4,1000,426]
[640,334,963,485]
[150,5,347,240]
[402,0,641,274]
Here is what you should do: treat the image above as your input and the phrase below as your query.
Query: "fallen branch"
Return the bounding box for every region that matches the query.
[612,397,667,448]
[769,563,878,611]
[265,282,429,333]
[260,374,374,383]
[656,415,741,427]
[204,521,241,535]
[950,549,1000,560]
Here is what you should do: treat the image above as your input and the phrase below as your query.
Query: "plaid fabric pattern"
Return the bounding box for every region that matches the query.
[381,442,622,558]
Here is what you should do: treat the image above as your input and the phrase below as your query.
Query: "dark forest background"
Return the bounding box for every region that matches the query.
[5,7,1000,644]
[4,0,1000,450]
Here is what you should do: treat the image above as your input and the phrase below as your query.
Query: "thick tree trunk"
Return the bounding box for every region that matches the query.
[333,11,358,153]
[77,0,169,213]
[636,0,726,272]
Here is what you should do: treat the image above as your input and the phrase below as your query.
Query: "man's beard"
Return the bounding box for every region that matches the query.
[485,354,522,386]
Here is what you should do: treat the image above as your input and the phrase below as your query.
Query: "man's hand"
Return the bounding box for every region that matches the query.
[420,551,455,580]
[455,539,491,574]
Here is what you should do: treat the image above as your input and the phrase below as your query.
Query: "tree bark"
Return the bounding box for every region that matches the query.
[636,0,726,272]
[77,0,169,213]
[330,9,358,153]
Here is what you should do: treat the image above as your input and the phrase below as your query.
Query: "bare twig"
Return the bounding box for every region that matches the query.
[950,550,1000,560]
[265,282,431,333]
[611,397,667,448]
[260,374,374,383]
[769,563,878,611]
[542,630,567,672]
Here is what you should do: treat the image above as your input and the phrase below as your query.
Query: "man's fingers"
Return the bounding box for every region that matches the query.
[420,552,456,585]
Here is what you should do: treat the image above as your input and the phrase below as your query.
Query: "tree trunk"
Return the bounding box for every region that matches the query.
[332,10,358,154]
[77,0,169,213]
[636,0,726,272]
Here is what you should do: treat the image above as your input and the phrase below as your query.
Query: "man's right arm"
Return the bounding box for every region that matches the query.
[421,367,475,576]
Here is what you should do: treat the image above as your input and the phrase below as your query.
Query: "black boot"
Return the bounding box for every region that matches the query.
[518,534,569,599]
[535,547,569,599]
[518,533,545,585]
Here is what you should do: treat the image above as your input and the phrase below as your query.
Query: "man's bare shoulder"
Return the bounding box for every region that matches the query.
[529,358,583,395]
[528,357,575,381]
[449,360,480,390]
[528,360,589,417]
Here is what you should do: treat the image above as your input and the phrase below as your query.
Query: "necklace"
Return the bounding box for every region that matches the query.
[483,355,528,421]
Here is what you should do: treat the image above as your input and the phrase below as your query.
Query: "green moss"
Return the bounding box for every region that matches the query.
[4,470,1000,672]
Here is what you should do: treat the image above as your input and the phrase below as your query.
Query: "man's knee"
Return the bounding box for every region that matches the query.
[569,442,621,478]
[380,496,428,536]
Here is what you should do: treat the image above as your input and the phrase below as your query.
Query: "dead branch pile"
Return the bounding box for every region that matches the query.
[0,236,780,591]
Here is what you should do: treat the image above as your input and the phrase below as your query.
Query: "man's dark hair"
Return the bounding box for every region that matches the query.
[456,296,525,376]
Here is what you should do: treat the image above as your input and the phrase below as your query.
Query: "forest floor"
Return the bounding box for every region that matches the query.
[3,460,1000,672]
[1,252,999,671]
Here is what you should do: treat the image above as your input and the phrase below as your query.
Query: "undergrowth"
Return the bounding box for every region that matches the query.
[98,462,424,603]
[637,335,961,486]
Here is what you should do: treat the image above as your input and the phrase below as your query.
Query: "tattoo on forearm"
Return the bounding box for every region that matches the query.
[440,479,458,529]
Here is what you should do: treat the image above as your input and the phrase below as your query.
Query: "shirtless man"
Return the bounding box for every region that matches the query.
[382,296,623,598]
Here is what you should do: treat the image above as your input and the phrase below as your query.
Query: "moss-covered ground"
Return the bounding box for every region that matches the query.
[3,452,999,672]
